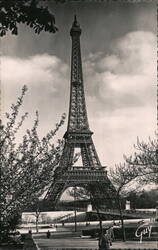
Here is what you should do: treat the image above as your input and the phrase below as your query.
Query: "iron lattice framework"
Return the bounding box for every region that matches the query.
[46,16,116,207]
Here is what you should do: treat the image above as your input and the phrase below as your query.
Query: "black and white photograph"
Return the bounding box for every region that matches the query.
[0,0,157,249]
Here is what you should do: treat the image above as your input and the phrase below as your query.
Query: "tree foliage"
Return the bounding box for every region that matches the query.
[109,135,158,241]
[0,86,65,236]
[109,161,143,242]
[109,163,139,196]
[109,136,158,194]
[126,189,158,209]
[124,136,158,185]
[0,0,58,36]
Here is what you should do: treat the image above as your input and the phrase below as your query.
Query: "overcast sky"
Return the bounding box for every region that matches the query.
[1,1,157,169]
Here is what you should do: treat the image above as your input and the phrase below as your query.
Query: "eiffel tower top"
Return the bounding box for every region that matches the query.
[70,15,82,36]
[66,16,92,137]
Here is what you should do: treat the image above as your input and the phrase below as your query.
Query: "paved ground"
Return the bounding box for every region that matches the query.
[34,236,158,249]
[0,246,23,250]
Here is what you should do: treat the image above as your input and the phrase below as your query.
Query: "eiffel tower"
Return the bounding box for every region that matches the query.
[46,16,116,207]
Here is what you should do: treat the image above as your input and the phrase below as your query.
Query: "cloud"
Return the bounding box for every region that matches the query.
[90,104,156,166]
[1,54,69,138]
[84,31,156,111]
[83,31,156,166]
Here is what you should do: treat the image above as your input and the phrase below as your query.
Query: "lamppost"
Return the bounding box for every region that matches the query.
[156,201,158,221]
[74,186,77,232]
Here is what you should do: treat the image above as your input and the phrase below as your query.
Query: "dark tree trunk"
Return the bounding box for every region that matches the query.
[90,195,103,232]
[117,195,126,242]
[96,206,103,232]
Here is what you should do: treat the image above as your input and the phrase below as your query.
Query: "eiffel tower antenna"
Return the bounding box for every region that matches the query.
[45,18,116,208]
[74,14,77,23]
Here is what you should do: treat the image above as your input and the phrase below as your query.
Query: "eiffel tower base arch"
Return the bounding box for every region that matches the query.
[46,167,116,210]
